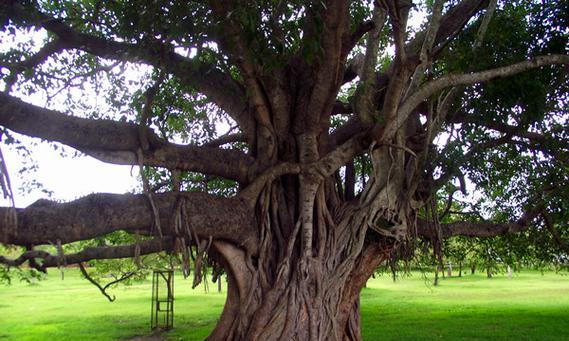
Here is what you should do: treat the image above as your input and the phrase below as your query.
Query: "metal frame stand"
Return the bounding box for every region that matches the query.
[150,270,174,330]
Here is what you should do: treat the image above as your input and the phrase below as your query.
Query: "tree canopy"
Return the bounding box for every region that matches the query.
[0,0,567,340]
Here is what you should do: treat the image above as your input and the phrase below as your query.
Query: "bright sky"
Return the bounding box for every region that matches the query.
[1,136,139,208]
[0,26,143,208]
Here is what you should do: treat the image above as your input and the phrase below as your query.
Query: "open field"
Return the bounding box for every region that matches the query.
[0,269,568,340]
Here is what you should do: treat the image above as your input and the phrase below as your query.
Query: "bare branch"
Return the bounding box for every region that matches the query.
[427,0,498,136]
[451,114,566,147]
[210,0,275,136]
[439,190,457,221]
[239,162,301,204]
[344,20,376,55]
[404,0,444,98]
[428,0,487,54]
[448,113,568,164]
[315,132,370,178]
[341,0,487,86]
[379,0,412,61]
[473,0,498,50]
[330,118,368,147]
[78,263,137,302]
[391,55,569,140]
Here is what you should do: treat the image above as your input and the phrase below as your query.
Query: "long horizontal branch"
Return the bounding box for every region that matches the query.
[417,204,544,239]
[0,237,174,269]
[3,1,252,135]
[0,191,258,255]
[0,93,253,182]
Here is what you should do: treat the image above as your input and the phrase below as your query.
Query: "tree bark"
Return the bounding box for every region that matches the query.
[205,207,393,341]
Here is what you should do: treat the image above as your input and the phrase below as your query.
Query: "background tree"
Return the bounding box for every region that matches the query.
[0,0,567,340]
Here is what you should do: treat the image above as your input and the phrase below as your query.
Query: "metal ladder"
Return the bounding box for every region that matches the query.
[150,270,174,330]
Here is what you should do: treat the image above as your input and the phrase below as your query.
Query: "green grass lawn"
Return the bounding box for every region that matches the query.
[0,269,568,340]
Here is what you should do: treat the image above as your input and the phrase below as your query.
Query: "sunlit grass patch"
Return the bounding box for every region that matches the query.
[0,269,568,340]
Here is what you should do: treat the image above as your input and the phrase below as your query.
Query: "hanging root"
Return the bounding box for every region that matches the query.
[175,236,192,278]
[135,75,165,238]
[212,263,224,283]
[172,198,190,277]
[428,197,444,285]
[137,148,163,238]
[171,196,215,288]
[193,236,213,289]
[0,139,17,243]
[0,141,16,207]
[133,232,142,268]
[56,239,66,279]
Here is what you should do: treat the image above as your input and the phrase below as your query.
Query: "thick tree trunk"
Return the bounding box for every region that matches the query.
[203,162,399,341]
[208,237,390,341]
